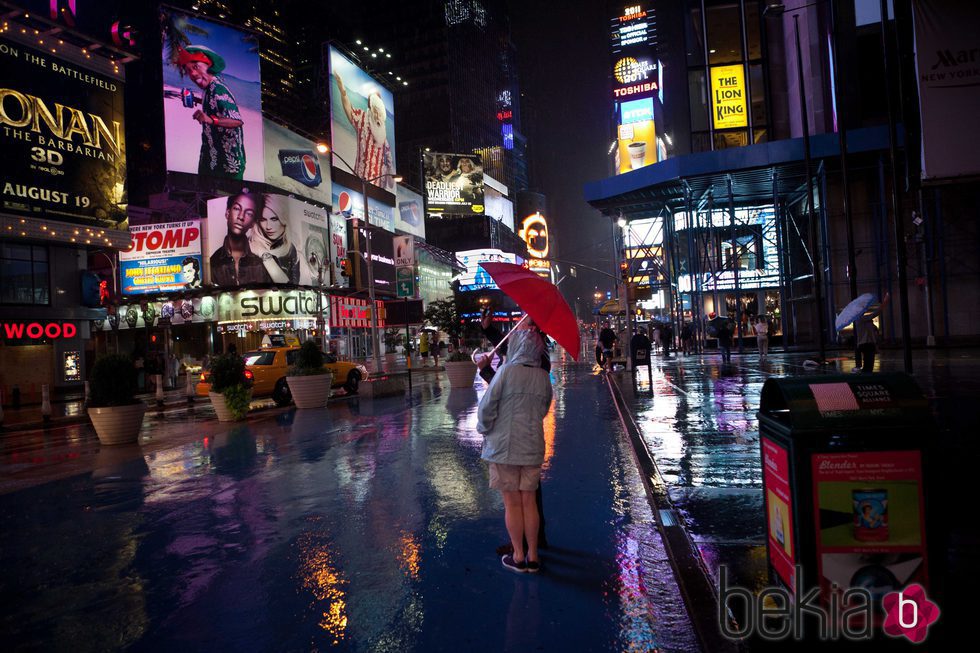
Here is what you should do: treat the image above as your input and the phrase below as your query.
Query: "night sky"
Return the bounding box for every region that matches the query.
[507,0,618,314]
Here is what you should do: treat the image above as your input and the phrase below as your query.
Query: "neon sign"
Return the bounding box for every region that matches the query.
[2,322,78,339]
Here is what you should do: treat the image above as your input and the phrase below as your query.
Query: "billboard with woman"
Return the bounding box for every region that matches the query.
[205,193,329,288]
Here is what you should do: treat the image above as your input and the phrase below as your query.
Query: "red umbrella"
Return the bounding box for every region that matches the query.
[479,262,581,361]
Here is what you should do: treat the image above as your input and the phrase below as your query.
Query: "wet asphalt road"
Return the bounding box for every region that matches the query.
[0,360,699,652]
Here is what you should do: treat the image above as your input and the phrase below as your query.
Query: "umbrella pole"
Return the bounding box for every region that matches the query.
[472,313,531,364]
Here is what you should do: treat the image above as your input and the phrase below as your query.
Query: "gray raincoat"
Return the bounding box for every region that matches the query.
[477,329,553,467]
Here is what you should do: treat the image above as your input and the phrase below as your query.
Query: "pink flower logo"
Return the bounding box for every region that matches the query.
[882,584,940,643]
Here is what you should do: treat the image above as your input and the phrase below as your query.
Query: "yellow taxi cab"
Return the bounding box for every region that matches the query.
[196,346,368,405]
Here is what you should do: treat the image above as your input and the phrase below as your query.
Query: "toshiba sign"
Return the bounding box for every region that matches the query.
[2,322,78,340]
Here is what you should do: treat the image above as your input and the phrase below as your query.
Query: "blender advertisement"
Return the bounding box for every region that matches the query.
[811,450,928,611]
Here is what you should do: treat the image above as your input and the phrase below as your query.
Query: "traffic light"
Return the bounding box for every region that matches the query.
[340,258,350,278]
[620,261,629,282]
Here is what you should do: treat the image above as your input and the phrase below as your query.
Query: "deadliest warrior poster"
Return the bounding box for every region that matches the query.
[0,34,126,224]
[423,151,485,215]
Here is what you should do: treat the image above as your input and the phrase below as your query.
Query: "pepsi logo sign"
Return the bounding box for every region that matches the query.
[338,191,352,214]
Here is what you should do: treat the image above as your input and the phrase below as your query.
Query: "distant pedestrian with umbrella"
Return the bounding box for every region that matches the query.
[839,292,890,373]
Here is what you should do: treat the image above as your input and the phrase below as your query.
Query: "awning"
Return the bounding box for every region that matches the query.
[584,126,895,217]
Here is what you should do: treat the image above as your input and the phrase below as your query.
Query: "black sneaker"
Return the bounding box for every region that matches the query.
[526,560,541,573]
[501,554,527,573]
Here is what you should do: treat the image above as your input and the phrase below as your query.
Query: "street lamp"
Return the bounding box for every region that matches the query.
[322,144,401,373]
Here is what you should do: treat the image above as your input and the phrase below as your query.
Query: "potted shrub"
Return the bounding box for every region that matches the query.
[87,354,146,445]
[424,298,477,388]
[208,353,252,422]
[286,341,333,409]
[443,350,478,389]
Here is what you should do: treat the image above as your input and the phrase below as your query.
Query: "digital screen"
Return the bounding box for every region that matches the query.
[1,34,126,224]
[205,194,329,288]
[63,351,82,382]
[161,9,264,182]
[119,221,203,295]
[423,152,485,215]
[610,4,657,54]
[620,97,654,124]
[329,46,397,191]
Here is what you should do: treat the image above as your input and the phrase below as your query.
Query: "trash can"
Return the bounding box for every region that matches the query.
[757,374,935,629]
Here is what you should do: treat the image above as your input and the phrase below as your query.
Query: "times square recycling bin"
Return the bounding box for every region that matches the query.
[757,374,935,622]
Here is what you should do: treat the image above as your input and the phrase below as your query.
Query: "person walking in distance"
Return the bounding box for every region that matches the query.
[681,322,694,355]
[598,322,617,371]
[419,330,430,367]
[661,321,674,358]
[854,292,890,373]
[754,316,770,360]
[477,325,553,574]
[432,334,442,369]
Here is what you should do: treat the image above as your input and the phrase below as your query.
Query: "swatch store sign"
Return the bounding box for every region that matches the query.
[220,290,329,322]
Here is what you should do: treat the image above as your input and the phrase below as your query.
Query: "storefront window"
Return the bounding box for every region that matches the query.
[706,1,743,65]
[1,244,49,305]
[750,63,767,125]
[745,0,762,60]
[714,129,749,149]
[689,70,710,132]
[686,2,706,66]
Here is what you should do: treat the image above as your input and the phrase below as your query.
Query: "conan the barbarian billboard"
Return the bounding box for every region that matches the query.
[0,34,126,224]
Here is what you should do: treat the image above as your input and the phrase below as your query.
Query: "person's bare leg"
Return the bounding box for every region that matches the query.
[521,491,540,563]
[502,491,526,562]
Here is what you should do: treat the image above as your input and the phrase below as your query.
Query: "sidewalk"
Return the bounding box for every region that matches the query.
[0,361,699,651]
[613,347,980,648]
[0,361,444,431]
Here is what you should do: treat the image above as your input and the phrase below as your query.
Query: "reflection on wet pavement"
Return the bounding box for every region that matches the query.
[0,364,698,651]
[621,349,980,613]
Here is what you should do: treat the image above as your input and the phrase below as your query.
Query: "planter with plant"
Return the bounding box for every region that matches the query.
[87,354,146,445]
[443,350,478,389]
[208,353,252,422]
[425,298,478,388]
[286,341,333,409]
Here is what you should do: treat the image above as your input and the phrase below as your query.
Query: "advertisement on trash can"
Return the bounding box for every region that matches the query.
[811,450,929,611]
[762,437,796,592]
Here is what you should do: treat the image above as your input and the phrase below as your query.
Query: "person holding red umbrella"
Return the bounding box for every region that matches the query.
[477,323,553,573]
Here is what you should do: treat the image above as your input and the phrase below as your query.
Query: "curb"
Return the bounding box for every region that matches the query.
[605,371,742,653]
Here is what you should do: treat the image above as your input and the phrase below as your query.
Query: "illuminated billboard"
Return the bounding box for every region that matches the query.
[120,221,203,295]
[519,213,552,280]
[710,65,748,129]
[262,118,330,204]
[395,184,426,239]
[0,34,126,224]
[205,194,329,288]
[612,56,659,100]
[455,249,519,292]
[610,4,657,54]
[161,9,264,182]
[617,120,657,173]
[423,152,485,215]
[331,182,395,233]
[328,46,396,190]
[620,97,654,124]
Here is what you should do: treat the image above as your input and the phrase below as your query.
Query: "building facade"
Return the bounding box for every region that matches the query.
[589,0,980,350]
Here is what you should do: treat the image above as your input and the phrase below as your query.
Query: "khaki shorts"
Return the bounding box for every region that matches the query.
[489,463,541,492]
